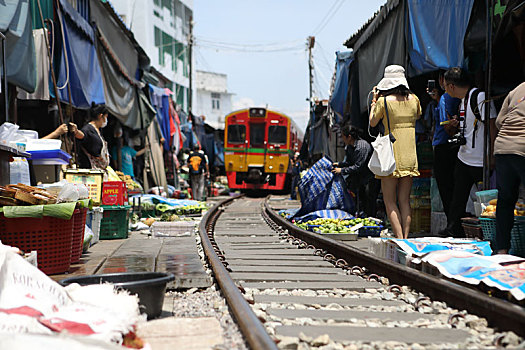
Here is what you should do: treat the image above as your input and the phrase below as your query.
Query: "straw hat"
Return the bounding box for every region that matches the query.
[376,65,410,91]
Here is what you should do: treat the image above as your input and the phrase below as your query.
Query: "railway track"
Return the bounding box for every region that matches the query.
[198,196,525,350]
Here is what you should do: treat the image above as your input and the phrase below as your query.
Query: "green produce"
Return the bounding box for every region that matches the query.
[292,217,380,234]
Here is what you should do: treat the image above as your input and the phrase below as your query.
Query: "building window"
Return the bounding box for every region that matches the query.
[212,93,220,110]
[154,26,176,71]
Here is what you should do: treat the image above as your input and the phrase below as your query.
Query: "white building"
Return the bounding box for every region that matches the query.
[194,70,233,130]
[110,0,193,111]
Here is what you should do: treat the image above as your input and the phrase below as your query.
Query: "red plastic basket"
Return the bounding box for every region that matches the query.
[71,208,88,264]
[0,213,73,274]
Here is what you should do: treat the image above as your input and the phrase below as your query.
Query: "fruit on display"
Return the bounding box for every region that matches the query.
[293,217,380,234]
[155,202,209,215]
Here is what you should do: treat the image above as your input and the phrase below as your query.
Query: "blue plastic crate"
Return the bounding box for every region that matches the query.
[28,149,72,165]
[358,225,383,237]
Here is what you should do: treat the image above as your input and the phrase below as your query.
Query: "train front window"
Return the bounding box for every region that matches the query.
[268,126,287,145]
[250,123,265,147]
[227,125,246,144]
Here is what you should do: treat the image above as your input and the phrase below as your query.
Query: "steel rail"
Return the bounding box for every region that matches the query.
[198,196,278,350]
[263,198,525,337]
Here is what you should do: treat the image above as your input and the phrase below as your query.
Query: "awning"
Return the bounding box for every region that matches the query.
[89,0,139,78]
[407,0,474,76]
[55,0,105,108]
[329,51,354,123]
[0,0,37,93]
[356,2,406,113]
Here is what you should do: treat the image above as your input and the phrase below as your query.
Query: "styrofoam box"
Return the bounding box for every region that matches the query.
[86,207,104,245]
[151,221,196,237]
[25,139,62,151]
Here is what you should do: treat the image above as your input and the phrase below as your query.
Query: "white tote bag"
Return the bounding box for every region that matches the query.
[368,97,396,176]
[368,134,396,176]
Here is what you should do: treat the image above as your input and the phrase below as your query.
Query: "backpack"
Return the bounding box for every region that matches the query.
[470,88,483,121]
[188,154,203,174]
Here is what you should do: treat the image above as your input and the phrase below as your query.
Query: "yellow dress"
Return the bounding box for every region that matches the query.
[373,95,421,178]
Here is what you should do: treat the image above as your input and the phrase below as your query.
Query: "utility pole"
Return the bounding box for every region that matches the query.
[188,16,193,113]
[307,36,315,104]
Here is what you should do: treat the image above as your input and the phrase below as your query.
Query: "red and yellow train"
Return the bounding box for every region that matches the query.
[224,107,303,191]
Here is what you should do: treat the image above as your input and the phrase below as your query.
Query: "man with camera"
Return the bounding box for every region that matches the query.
[438,67,497,238]
[428,73,461,219]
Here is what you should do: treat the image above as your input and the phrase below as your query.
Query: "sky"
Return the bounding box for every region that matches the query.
[193,0,386,132]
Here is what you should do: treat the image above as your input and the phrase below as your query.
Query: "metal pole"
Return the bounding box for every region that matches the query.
[483,0,493,190]
[1,32,8,122]
[36,0,65,126]
[188,16,193,112]
[307,36,315,103]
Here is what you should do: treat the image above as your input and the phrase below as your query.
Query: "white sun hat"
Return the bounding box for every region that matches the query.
[376,65,410,91]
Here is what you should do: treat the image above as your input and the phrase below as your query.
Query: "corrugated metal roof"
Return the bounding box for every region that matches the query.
[343,0,400,51]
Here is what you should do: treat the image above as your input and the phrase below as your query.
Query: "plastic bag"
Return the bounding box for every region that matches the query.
[57,183,79,203]
[76,184,89,200]
[0,122,19,144]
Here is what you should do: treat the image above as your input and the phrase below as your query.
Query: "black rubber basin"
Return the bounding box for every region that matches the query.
[59,272,175,319]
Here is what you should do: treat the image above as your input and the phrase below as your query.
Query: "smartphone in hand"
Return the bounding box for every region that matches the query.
[427,80,436,91]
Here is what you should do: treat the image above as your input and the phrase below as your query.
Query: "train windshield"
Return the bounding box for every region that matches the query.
[250,123,265,147]
[227,125,246,144]
[268,126,287,145]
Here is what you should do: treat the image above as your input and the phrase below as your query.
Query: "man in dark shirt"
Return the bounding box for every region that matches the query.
[332,124,379,217]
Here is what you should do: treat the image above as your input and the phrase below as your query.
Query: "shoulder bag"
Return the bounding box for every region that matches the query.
[368,97,396,176]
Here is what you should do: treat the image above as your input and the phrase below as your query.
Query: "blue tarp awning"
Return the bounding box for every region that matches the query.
[55,0,105,108]
[0,0,37,93]
[407,0,475,75]
[329,51,354,123]
[149,84,171,151]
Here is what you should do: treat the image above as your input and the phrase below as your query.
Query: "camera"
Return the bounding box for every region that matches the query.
[448,133,466,146]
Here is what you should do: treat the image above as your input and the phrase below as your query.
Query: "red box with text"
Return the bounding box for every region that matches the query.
[102,181,128,205]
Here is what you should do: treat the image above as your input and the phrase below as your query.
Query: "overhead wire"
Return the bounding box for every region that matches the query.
[312,0,346,35]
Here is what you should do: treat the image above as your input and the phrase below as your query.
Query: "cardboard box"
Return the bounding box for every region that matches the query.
[64,169,104,205]
[102,181,128,205]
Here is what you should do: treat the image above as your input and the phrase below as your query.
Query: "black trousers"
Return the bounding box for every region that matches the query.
[433,143,458,217]
[447,159,483,237]
[349,176,381,218]
[495,154,525,251]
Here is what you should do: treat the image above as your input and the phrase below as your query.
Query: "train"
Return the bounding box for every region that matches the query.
[224,107,303,192]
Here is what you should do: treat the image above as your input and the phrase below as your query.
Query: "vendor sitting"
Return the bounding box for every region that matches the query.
[332,124,379,217]
[42,122,84,140]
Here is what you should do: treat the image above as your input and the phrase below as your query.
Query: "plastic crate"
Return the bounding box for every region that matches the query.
[64,169,104,205]
[151,221,196,237]
[461,217,483,240]
[71,208,88,264]
[411,208,431,232]
[410,196,431,209]
[100,205,131,240]
[358,225,383,237]
[0,213,73,274]
[86,207,104,245]
[480,217,525,257]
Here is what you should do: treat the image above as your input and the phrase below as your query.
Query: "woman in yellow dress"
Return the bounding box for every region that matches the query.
[369,65,421,239]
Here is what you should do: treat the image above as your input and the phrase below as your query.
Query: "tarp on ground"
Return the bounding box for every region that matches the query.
[292,157,354,219]
[414,251,525,301]
[406,0,474,76]
[0,0,37,93]
[55,0,105,108]
[355,0,406,113]
[294,209,355,223]
[330,51,353,123]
